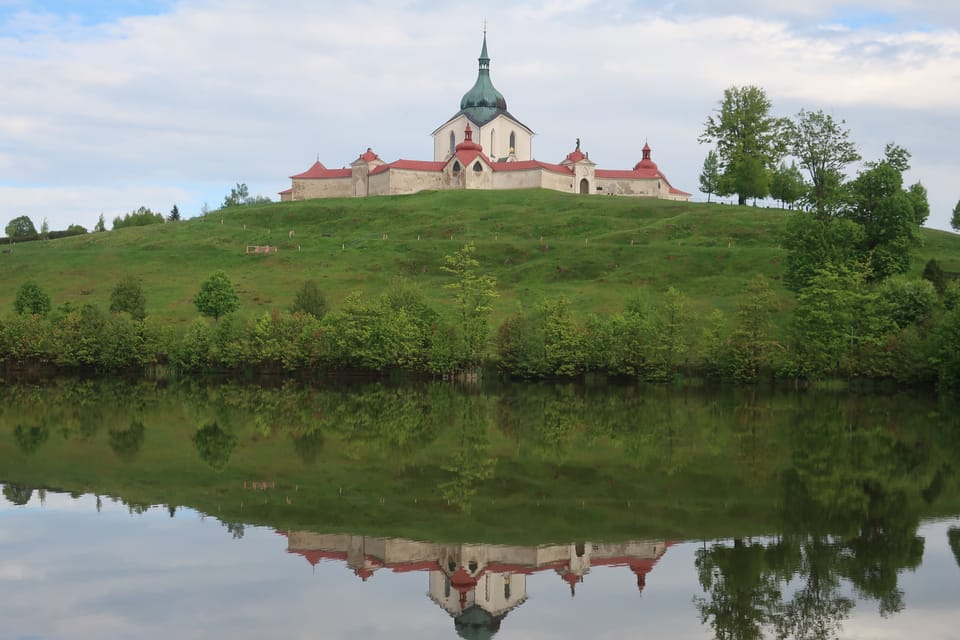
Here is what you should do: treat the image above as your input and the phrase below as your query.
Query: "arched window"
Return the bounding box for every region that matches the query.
[509,131,516,152]
[449,131,455,156]
[473,161,483,172]
[452,161,461,172]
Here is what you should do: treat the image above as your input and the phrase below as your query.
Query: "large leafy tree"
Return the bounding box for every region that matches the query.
[786,109,861,216]
[194,270,240,320]
[5,215,37,238]
[951,200,960,232]
[699,150,721,202]
[846,144,928,280]
[700,85,785,205]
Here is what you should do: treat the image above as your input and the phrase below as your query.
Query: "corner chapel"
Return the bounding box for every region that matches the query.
[280,33,690,202]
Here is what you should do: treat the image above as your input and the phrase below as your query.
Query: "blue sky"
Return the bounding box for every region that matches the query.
[1,1,958,231]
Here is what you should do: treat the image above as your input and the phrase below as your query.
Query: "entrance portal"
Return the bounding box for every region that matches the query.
[579,179,589,195]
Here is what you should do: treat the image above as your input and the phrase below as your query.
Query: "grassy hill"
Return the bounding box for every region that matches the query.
[3,189,959,326]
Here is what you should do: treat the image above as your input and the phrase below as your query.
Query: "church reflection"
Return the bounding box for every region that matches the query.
[281,532,671,637]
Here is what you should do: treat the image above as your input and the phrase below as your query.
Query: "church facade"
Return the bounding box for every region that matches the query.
[280,34,690,202]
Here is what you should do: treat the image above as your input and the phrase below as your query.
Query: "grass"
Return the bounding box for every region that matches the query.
[2,189,958,328]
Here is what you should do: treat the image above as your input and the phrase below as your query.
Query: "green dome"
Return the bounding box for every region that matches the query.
[459,34,507,126]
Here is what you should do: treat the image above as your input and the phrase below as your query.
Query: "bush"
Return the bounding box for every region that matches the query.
[291,280,328,318]
[14,282,51,317]
[109,276,147,320]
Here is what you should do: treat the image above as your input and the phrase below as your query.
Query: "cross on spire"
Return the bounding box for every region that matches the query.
[483,18,487,33]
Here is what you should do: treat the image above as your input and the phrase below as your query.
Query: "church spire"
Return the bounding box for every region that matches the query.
[479,31,490,71]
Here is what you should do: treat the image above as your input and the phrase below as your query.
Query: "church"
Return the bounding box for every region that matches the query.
[280,33,690,202]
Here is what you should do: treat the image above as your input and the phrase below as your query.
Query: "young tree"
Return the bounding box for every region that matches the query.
[14,281,51,317]
[168,204,181,222]
[769,161,806,209]
[5,215,37,238]
[94,214,106,232]
[442,242,498,368]
[786,109,861,216]
[699,150,721,202]
[40,217,50,238]
[846,144,928,280]
[221,183,250,208]
[109,276,147,320]
[951,200,960,232]
[291,280,328,318]
[699,85,785,205]
[194,271,240,320]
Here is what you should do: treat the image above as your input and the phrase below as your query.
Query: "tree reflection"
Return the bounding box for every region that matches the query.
[2,483,34,506]
[13,423,49,455]
[439,398,496,513]
[192,421,237,470]
[108,420,146,462]
[949,528,960,570]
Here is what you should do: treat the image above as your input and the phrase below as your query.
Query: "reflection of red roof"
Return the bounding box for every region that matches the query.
[291,160,351,179]
[355,567,375,581]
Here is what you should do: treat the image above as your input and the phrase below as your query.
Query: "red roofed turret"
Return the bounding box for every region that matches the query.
[359,148,380,162]
[634,141,658,171]
[456,124,483,152]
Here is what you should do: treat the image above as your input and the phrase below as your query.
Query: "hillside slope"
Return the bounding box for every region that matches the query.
[2,189,958,325]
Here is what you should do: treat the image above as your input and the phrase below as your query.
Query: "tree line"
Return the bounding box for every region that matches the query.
[2,243,960,389]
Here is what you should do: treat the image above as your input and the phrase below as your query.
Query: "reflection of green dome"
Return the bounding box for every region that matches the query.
[459,33,508,126]
[454,605,503,640]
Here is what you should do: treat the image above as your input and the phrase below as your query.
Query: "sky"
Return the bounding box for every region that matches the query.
[1,0,959,232]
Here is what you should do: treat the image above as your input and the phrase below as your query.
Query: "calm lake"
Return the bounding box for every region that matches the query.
[1,379,959,639]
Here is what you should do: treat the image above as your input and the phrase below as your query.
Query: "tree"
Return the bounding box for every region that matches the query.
[109,276,147,320]
[699,85,785,205]
[781,212,865,292]
[699,150,721,202]
[5,215,37,238]
[14,281,51,317]
[94,213,106,232]
[846,145,928,280]
[112,206,164,230]
[951,200,960,232]
[222,183,249,208]
[194,270,240,320]
[769,161,806,209]
[168,204,181,222]
[786,109,861,216]
[442,243,498,368]
[291,280,328,318]
[40,217,49,238]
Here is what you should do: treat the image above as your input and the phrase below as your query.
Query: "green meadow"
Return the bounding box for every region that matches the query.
[6,189,957,326]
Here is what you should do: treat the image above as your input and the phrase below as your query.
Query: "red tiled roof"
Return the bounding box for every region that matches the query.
[278,188,292,195]
[492,160,573,174]
[359,148,380,162]
[564,149,586,163]
[291,160,351,179]
[370,159,447,175]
